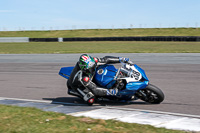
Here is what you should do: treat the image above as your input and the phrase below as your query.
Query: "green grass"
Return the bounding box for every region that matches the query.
[1,28,199,54]
[0,104,186,133]
[0,28,200,38]
[0,41,200,54]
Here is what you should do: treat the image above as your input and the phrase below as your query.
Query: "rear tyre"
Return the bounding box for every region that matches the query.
[139,84,164,104]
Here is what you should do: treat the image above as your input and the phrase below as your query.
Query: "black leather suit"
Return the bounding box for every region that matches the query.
[67,56,121,101]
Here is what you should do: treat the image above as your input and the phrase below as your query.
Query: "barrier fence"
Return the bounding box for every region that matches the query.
[30,36,200,42]
[1,36,200,42]
[29,38,58,42]
[0,37,29,42]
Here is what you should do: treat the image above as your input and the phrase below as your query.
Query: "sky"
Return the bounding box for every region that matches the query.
[0,0,200,31]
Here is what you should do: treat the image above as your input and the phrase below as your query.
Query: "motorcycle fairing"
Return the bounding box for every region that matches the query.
[134,64,149,81]
[118,64,149,95]
[59,67,74,79]
[59,64,149,97]
[120,80,149,95]
[94,65,118,89]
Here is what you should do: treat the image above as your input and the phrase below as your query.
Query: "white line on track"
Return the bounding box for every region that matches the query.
[0,97,52,103]
[1,97,200,118]
[0,97,89,106]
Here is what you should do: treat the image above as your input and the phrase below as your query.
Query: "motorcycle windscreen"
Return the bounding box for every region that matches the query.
[59,67,74,79]
[94,65,117,89]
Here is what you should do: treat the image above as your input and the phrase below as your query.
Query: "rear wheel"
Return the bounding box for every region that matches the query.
[139,84,164,104]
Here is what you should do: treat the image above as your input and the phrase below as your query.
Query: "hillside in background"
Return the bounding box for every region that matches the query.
[0,28,200,38]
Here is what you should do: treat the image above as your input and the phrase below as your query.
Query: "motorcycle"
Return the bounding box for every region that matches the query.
[59,62,164,105]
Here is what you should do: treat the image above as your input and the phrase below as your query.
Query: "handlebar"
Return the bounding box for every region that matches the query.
[114,61,134,80]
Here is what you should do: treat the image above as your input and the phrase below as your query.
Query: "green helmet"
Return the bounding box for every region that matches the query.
[78,54,96,74]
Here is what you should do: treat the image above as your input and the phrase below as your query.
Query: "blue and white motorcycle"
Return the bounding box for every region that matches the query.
[59,62,164,105]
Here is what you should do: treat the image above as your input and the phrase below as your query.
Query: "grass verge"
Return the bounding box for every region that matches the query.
[0,41,200,54]
[1,28,200,38]
[0,104,186,133]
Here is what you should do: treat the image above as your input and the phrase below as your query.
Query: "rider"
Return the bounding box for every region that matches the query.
[67,54,130,104]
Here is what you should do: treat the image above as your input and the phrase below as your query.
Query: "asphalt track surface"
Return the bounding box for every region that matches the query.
[0,54,200,116]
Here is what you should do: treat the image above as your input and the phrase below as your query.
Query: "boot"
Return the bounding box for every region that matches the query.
[107,88,118,96]
[92,87,118,96]
[86,81,118,96]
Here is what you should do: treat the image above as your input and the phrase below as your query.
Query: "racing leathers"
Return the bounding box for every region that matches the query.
[67,55,129,102]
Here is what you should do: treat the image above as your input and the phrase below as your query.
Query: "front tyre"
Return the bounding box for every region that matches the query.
[139,84,164,104]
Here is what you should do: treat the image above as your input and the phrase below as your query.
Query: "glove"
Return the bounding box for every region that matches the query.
[119,57,129,63]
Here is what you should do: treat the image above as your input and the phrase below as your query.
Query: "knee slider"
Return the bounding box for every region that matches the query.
[82,76,90,85]
[83,76,90,82]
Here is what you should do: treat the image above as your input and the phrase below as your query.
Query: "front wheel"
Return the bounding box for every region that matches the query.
[138,84,164,104]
